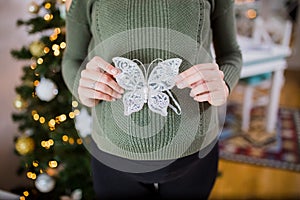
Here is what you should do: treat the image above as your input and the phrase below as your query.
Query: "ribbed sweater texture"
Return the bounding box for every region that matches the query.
[62,0,242,160]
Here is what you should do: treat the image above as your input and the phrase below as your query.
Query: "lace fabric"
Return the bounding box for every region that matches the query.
[112,57,182,116]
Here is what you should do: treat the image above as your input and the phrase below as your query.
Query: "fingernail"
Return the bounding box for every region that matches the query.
[177,83,185,89]
[117,94,122,99]
[111,98,116,102]
[120,88,125,94]
[111,69,118,75]
[190,91,194,97]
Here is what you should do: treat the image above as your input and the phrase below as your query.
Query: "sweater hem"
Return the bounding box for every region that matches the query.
[90,133,217,161]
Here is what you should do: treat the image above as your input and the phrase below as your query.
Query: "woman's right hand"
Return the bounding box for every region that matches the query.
[78,56,124,107]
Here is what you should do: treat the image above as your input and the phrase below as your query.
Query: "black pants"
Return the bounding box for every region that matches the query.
[91,143,219,200]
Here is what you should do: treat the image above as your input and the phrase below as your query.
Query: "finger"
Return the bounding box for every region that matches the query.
[176,64,219,89]
[177,70,222,89]
[193,90,225,103]
[87,56,120,76]
[78,87,116,102]
[176,70,204,89]
[79,78,122,99]
[81,70,124,94]
[175,63,218,82]
[79,77,97,89]
[190,82,209,97]
[94,82,122,99]
[193,85,228,106]
[190,80,205,88]
[208,90,227,106]
[193,92,210,103]
[97,73,124,94]
[219,70,224,79]
[191,79,227,97]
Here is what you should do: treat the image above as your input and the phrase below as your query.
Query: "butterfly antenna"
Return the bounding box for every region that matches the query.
[133,58,147,78]
[166,90,182,115]
[147,58,163,78]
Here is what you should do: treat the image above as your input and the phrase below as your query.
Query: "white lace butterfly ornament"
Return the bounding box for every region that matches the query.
[112,57,182,117]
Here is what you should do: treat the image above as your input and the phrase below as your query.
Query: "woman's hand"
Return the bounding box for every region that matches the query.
[175,63,229,106]
[78,56,124,107]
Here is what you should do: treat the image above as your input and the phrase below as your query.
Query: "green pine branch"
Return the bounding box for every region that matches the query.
[16,10,65,34]
[11,47,32,60]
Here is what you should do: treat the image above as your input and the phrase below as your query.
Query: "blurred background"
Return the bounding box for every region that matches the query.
[0,0,300,199]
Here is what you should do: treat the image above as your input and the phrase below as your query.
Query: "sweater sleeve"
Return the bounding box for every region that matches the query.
[211,0,242,93]
[62,0,92,100]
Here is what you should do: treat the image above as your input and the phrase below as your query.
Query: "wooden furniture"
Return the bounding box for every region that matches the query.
[239,35,291,132]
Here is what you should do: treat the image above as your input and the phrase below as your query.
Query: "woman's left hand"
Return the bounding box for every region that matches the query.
[175,63,229,106]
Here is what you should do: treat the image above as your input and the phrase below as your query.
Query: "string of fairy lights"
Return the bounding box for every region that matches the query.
[13,1,87,199]
[25,0,82,143]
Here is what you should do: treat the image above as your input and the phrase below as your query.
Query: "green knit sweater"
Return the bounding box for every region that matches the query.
[62,0,242,160]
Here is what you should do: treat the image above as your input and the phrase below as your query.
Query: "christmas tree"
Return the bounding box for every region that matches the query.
[11,1,94,199]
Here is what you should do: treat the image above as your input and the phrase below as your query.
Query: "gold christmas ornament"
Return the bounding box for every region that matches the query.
[28,1,40,14]
[13,95,27,110]
[29,41,46,58]
[15,136,35,155]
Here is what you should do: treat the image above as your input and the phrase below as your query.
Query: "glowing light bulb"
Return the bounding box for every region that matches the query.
[69,138,75,145]
[48,160,58,168]
[39,117,45,124]
[33,114,39,121]
[33,161,39,167]
[72,101,78,108]
[44,47,50,54]
[48,119,56,127]
[44,3,51,9]
[37,58,43,64]
[62,135,69,142]
[60,42,66,49]
[23,191,29,197]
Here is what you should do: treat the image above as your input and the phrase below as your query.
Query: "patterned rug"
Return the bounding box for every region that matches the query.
[219,104,300,172]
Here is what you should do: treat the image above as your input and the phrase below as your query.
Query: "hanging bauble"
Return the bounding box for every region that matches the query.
[57,0,66,19]
[24,129,34,136]
[60,188,82,200]
[35,77,58,102]
[70,189,82,200]
[35,173,55,193]
[28,1,40,14]
[29,41,46,58]
[58,4,66,20]
[15,136,35,155]
[75,108,92,138]
[13,95,27,110]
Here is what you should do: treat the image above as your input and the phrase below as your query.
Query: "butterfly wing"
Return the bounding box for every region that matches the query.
[122,90,145,116]
[112,57,146,91]
[148,58,182,116]
[148,91,170,116]
[112,57,146,115]
[148,58,182,92]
